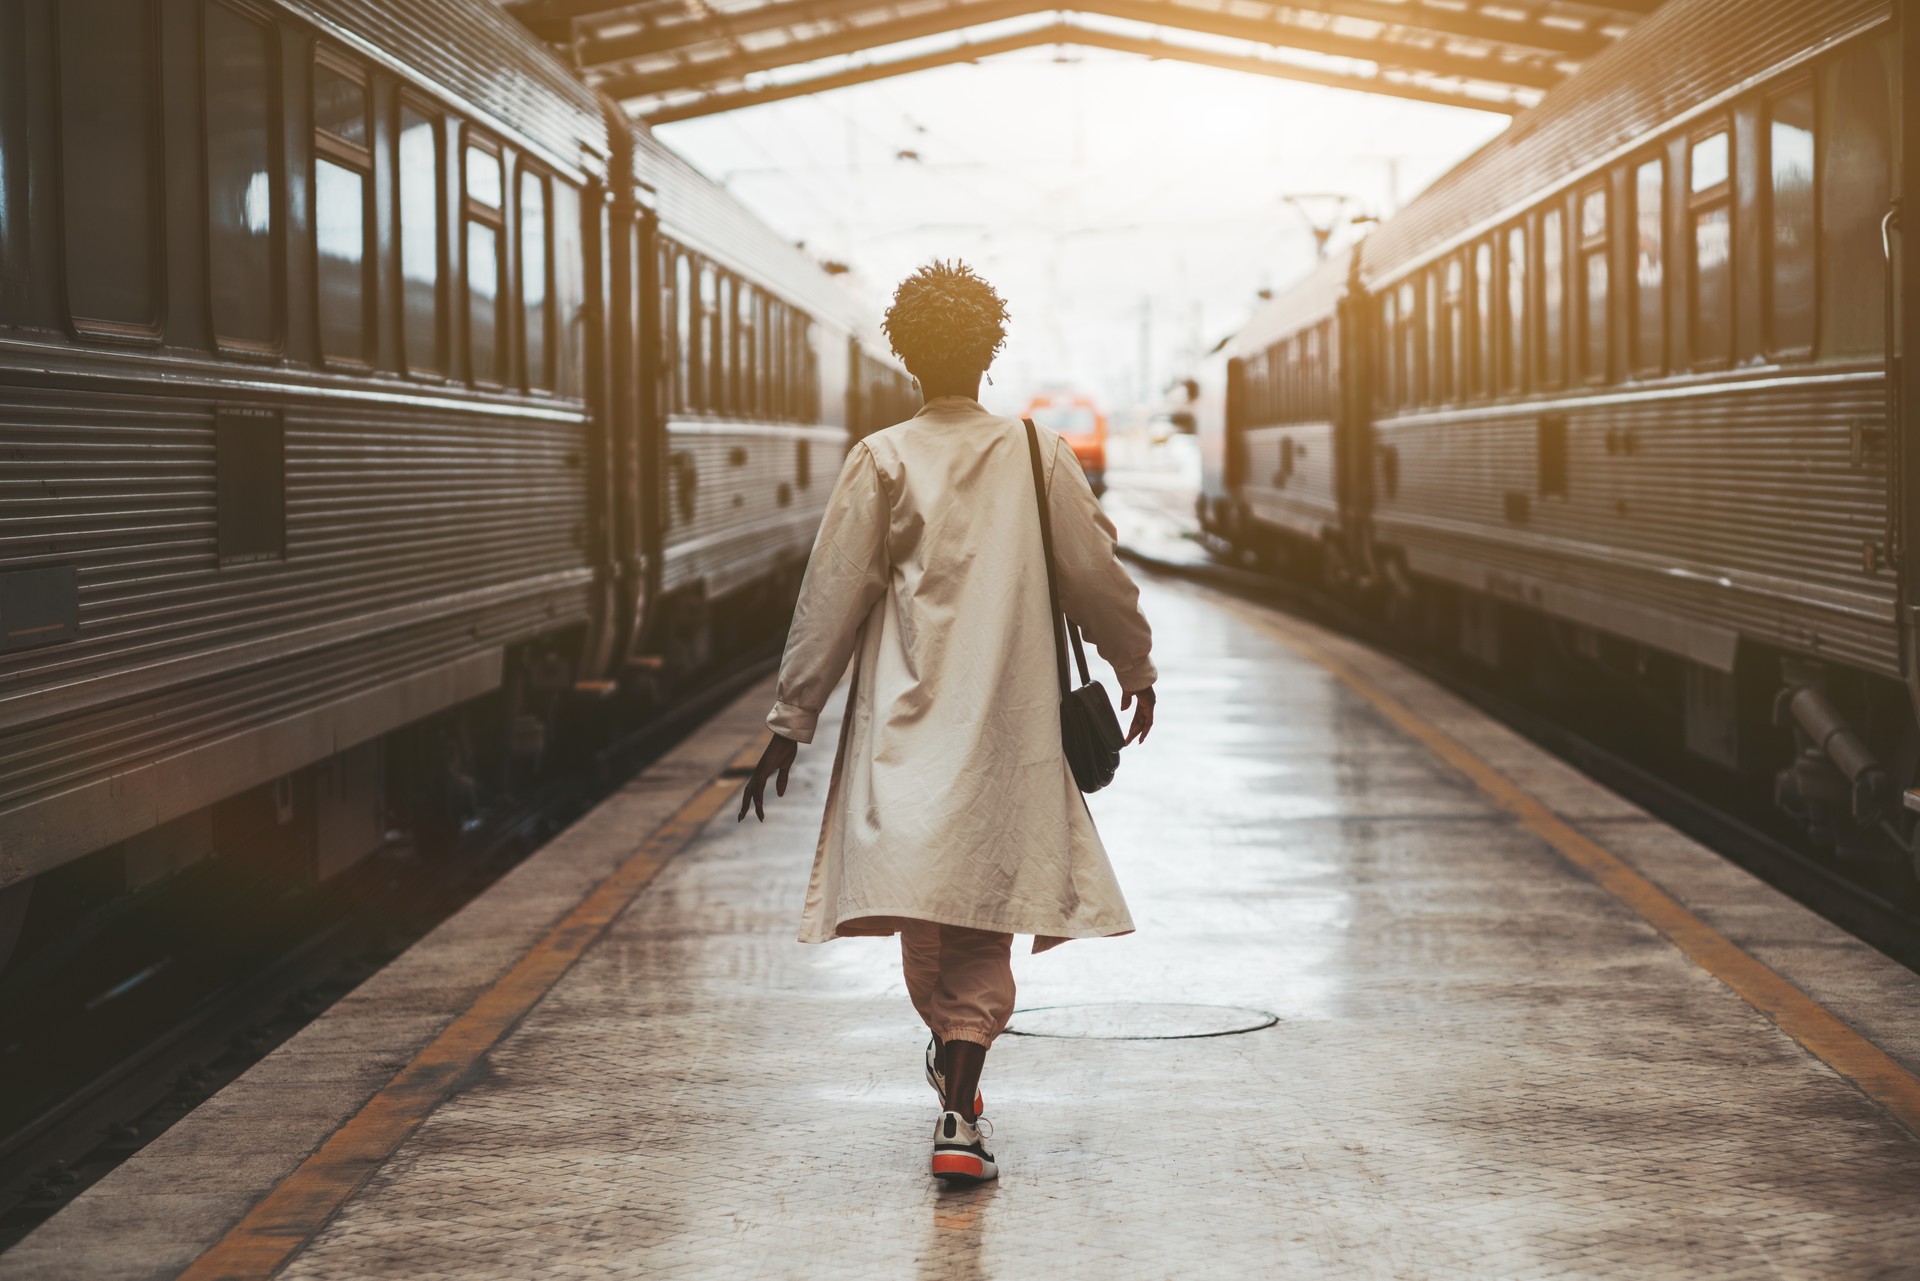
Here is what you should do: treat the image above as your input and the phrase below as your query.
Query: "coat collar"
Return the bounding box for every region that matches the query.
[911,396,987,418]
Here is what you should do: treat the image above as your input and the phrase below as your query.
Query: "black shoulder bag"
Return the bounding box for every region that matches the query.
[1024,418,1124,793]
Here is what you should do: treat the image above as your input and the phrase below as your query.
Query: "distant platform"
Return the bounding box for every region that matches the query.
[7,575,1920,1280]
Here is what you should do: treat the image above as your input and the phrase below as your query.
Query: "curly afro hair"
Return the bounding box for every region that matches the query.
[881,259,1009,388]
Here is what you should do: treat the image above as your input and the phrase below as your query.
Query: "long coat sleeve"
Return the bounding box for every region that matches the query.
[768,398,1155,951]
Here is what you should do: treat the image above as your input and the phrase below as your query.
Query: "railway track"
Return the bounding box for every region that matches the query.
[0,652,777,1251]
[1119,538,1920,978]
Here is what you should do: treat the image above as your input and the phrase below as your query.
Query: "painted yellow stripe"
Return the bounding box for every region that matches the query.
[1226,595,1920,1139]
[177,737,765,1281]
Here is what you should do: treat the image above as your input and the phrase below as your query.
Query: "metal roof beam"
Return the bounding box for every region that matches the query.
[583,0,906,64]
[596,0,1562,98]
[1297,2,1608,57]
[585,0,1606,64]
[638,21,1529,122]
[509,0,676,23]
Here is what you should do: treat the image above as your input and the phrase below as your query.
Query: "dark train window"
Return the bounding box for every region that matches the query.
[1632,157,1665,373]
[313,57,367,148]
[1539,207,1565,388]
[719,273,738,414]
[464,139,504,383]
[59,0,161,337]
[1578,185,1608,382]
[1819,36,1892,358]
[204,1,279,353]
[1689,127,1733,368]
[1502,225,1528,392]
[1765,84,1816,356]
[396,100,443,375]
[313,51,371,365]
[1472,240,1494,396]
[675,252,696,411]
[519,168,552,390]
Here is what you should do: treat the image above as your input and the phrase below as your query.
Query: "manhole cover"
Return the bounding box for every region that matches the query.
[1003,1003,1277,1040]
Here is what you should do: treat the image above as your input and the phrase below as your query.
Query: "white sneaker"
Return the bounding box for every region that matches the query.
[930,1110,999,1183]
[924,1038,984,1115]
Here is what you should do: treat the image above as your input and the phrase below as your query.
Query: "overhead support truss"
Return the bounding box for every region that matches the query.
[507,0,1657,120]
[641,20,1535,123]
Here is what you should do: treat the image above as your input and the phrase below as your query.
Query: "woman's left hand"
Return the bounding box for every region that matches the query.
[1121,685,1156,746]
[737,732,799,822]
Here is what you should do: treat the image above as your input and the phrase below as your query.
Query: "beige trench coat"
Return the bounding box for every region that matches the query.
[768,397,1156,952]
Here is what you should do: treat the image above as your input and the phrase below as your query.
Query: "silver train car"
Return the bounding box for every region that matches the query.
[1201,0,1920,873]
[0,0,911,963]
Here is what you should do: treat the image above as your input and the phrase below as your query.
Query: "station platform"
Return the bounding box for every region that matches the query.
[7,573,1920,1280]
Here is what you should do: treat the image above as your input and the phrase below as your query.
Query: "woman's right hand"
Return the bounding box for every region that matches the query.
[737,732,799,822]
[1121,685,1155,746]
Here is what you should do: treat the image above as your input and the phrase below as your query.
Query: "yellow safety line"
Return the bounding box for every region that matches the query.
[1225,596,1920,1140]
[177,737,766,1281]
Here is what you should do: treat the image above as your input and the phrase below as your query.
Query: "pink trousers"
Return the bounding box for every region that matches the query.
[899,920,1016,1048]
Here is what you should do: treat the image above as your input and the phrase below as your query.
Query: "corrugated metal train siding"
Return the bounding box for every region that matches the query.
[0,385,595,862]
[1240,423,1340,539]
[659,421,842,601]
[1372,372,1896,674]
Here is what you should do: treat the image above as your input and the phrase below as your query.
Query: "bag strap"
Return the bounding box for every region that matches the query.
[1024,419,1094,692]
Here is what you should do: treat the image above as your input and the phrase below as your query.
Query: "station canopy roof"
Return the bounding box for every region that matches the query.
[504,0,1659,123]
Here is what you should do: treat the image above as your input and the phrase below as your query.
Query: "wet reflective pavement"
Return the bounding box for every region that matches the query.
[10,573,1920,1279]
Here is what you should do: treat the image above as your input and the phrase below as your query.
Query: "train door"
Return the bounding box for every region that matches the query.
[599,108,658,673]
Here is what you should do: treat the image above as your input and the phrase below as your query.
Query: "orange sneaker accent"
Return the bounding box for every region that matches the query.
[932,1153,984,1177]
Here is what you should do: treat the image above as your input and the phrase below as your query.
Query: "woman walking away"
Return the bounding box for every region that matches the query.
[737,260,1157,1184]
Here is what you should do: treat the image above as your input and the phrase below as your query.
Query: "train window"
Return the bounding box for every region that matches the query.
[519,169,552,390]
[1578,185,1608,382]
[1539,207,1565,388]
[1440,258,1463,403]
[313,51,371,366]
[1632,157,1665,374]
[1397,281,1420,408]
[313,58,367,148]
[1819,36,1892,357]
[1502,225,1528,393]
[1689,127,1733,368]
[1472,241,1494,397]
[738,286,757,417]
[716,271,735,413]
[703,262,722,411]
[1765,84,1816,356]
[204,2,279,354]
[1305,325,1324,419]
[675,252,696,411]
[59,0,161,338]
[771,301,787,418]
[315,160,369,364]
[1378,291,1398,409]
[396,101,443,376]
[464,139,504,384]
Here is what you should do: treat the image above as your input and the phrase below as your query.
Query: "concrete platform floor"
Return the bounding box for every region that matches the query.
[8,573,1920,1280]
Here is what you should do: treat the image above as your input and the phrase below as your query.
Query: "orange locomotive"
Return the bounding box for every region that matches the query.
[1022,391,1109,497]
